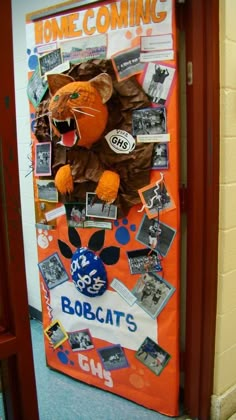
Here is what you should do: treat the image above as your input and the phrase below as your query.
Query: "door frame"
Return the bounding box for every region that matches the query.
[183,0,219,418]
[0,2,39,419]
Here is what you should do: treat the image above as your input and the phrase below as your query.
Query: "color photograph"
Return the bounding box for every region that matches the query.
[136,337,171,375]
[44,320,68,349]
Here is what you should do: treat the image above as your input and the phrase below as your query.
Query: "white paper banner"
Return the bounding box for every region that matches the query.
[26,0,173,59]
[50,282,158,351]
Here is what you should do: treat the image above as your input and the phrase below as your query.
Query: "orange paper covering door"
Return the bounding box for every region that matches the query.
[27,0,180,416]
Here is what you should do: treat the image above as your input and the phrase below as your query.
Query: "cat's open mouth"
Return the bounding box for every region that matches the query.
[53,118,79,147]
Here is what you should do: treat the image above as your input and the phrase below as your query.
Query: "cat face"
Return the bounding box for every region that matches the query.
[48,73,113,148]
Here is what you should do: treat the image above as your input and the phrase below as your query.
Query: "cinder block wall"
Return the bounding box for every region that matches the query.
[214,0,236,396]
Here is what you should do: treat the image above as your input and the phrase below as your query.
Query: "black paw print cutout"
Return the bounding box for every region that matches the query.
[58,227,120,265]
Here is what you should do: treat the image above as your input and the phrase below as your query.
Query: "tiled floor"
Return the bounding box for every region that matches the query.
[30,319,181,420]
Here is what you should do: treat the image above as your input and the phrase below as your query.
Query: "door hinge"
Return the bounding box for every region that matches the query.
[179,184,187,213]
[187,62,193,85]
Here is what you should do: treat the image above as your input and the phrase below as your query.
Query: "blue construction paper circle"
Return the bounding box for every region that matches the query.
[71,247,107,297]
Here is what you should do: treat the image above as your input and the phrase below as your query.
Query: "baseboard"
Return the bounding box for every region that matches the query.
[29,305,42,322]
[211,385,236,420]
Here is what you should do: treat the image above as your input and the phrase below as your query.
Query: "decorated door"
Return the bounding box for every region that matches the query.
[26,0,180,416]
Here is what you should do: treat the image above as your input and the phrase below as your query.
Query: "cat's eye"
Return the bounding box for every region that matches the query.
[53,95,59,102]
[70,92,79,99]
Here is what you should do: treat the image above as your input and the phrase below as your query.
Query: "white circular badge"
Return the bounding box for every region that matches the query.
[105,129,136,154]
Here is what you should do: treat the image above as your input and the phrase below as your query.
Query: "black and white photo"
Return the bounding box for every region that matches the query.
[132,107,167,136]
[152,143,169,169]
[132,272,175,319]
[27,66,48,108]
[68,329,94,352]
[127,248,162,274]
[35,142,51,176]
[39,48,62,77]
[97,345,129,371]
[136,215,176,256]
[86,193,117,220]
[136,337,171,375]
[142,63,175,105]
[38,252,69,289]
[36,179,58,202]
[112,46,144,81]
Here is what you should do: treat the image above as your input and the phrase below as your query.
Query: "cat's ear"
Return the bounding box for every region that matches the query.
[47,74,75,96]
[90,73,113,104]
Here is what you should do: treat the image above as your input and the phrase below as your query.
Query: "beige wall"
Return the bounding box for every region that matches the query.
[214,0,236,395]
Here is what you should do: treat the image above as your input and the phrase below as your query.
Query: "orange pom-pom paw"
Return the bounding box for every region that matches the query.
[95,171,120,204]
[55,164,74,194]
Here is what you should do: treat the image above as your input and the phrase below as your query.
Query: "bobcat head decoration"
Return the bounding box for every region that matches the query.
[34,60,154,209]
[47,72,119,202]
[47,72,113,148]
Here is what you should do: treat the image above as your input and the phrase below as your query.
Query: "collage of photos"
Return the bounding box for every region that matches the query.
[44,316,172,376]
[44,315,172,376]
[28,2,178,398]
[132,272,175,319]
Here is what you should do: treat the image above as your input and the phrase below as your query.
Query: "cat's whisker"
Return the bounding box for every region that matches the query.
[72,108,95,117]
[78,106,101,113]
[33,111,51,121]
[77,123,81,140]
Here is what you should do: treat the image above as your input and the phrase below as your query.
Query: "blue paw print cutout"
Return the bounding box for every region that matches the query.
[57,346,74,366]
[27,48,38,71]
[114,218,136,245]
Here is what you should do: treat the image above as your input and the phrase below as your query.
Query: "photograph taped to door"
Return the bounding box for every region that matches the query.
[132,271,176,319]
[136,337,171,376]
[138,179,176,219]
